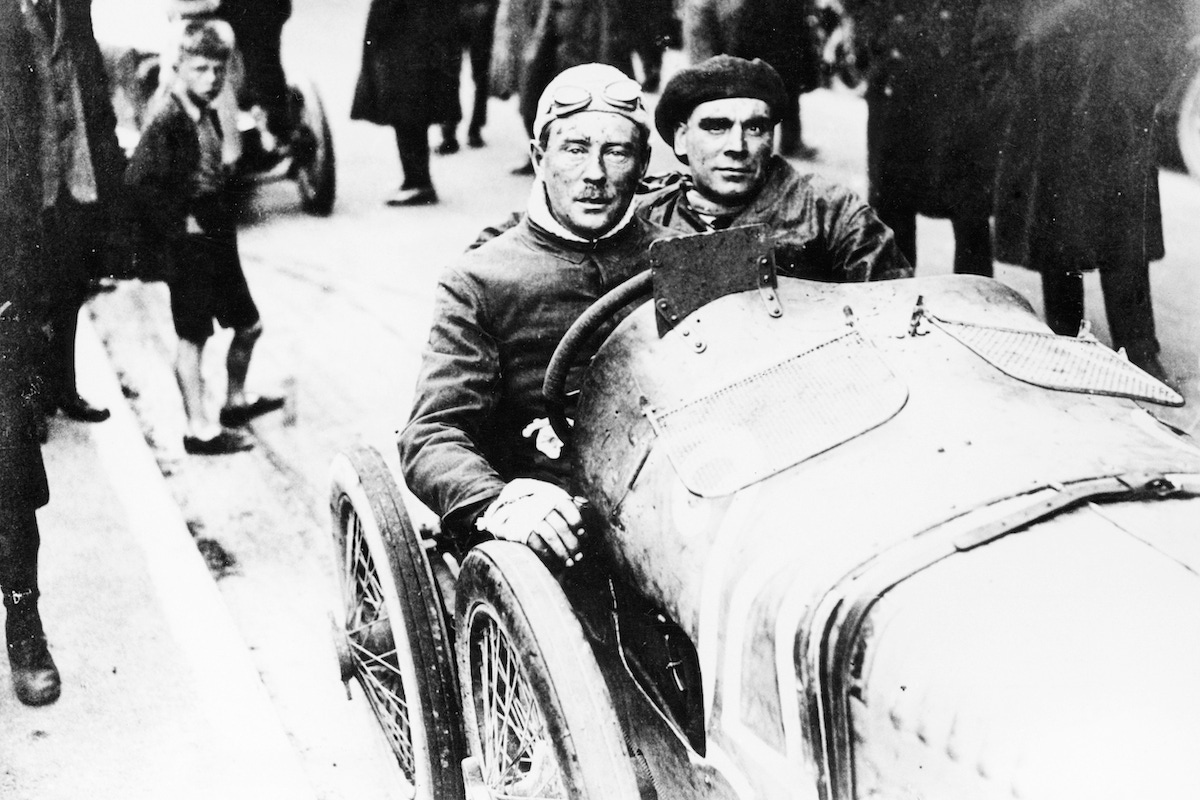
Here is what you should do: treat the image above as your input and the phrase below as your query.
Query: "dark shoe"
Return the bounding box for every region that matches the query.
[58,393,111,423]
[385,187,439,206]
[510,159,535,176]
[8,635,61,707]
[219,395,286,427]
[183,429,254,456]
[467,129,485,148]
[436,137,460,155]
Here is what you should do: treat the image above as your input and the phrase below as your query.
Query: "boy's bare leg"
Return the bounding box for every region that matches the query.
[224,321,262,408]
[175,338,219,439]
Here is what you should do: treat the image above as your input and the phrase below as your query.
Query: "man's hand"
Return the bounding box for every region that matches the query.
[476,479,584,567]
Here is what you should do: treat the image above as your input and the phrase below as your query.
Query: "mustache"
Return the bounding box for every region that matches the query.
[575,191,613,202]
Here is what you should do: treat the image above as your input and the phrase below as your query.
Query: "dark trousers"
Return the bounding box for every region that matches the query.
[41,194,102,404]
[878,203,994,278]
[219,2,292,137]
[1040,256,1158,359]
[395,125,432,190]
[464,5,496,134]
[0,507,40,596]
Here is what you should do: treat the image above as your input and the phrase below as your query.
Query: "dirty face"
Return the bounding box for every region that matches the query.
[176,54,226,107]
[674,97,774,206]
[534,111,649,239]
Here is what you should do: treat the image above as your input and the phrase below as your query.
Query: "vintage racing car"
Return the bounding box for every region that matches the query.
[328,226,1200,799]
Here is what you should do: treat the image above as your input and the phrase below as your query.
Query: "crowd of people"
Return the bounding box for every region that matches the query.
[0,0,1192,712]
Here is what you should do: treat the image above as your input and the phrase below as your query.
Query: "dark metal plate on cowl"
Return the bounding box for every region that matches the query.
[931,317,1184,406]
[650,225,777,334]
[646,331,908,497]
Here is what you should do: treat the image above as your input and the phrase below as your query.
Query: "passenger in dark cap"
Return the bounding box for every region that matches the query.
[641,55,911,282]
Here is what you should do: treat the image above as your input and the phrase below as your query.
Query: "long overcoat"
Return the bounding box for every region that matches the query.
[975,0,1184,269]
[0,2,51,510]
[683,0,821,98]
[350,0,462,128]
[489,0,633,125]
[846,0,994,219]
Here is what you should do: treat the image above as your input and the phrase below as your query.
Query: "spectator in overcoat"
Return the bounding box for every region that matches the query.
[1,0,63,708]
[216,0,293,140]
[845,0,994,276]
[351,0,462,205]
[490,0,634,171]
[975,0,1186,378]
[625,0,676,92]
[25,0,127,424]
[684,0,823,157]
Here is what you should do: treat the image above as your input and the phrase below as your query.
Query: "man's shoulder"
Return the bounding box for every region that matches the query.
[749,157,869,224]
[768,157,862,203]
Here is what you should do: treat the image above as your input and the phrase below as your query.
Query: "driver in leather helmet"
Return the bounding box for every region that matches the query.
[399,64,674,568]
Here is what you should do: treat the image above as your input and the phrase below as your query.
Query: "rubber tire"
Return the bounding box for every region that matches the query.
[329,446,464,800]
[294,77,337,215]
[1177,63,1200,180]
[456,541,641,800]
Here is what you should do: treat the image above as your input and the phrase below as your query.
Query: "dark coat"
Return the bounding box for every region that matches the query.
[490,0,634,121]
[638,157,913,282]
[24,0,127,289]
[976,0,1184,269]
[0,4,50,510]
[399,216,672,540]
[125,94,223,281]
[847,0,994,219]
[683,0,822,96]
[351,0,462,128]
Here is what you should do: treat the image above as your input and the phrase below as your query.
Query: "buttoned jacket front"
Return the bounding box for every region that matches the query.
[400,215,673,538]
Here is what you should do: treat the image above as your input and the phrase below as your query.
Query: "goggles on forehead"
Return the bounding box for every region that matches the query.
[547,78,645,118]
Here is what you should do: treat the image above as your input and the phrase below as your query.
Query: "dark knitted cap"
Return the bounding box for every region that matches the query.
[655,56,788,148]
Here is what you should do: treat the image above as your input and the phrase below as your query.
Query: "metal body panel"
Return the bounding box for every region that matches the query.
[850,498,1200,800]
[572,274,1200,798]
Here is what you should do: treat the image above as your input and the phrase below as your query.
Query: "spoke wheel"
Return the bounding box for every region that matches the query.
[456,542,641,800]
[292,78,336,215]
[330,446,464,800]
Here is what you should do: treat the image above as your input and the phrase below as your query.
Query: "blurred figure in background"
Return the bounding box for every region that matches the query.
[846,0,994,277]
[490,0,634,173]
[976,0,1188,378]
[439,0,499,153]
[684,0,823,157]
[216,0,292,142]
[1,0,63,708]
[23,0,126,425]
[351,0,462,205]
[626,0,677,92]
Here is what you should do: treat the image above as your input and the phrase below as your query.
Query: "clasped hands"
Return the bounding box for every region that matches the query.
[476,478,584,567]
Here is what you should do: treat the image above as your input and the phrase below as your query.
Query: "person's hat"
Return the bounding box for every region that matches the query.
[533,63,649,139]
[655,55,788,148]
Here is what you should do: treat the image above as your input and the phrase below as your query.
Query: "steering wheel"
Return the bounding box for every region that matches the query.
[542,270,653,443]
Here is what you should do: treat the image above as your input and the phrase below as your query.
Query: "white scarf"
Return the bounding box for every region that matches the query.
[526,178,639,243]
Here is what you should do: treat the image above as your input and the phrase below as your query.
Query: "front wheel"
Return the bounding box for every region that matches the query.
[329,446,464,799]
[455,542,641,799]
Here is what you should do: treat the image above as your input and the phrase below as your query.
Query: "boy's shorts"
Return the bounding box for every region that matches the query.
[168,203,260,343]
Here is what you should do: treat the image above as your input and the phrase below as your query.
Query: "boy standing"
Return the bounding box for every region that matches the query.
[127,20,283,455]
